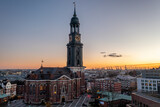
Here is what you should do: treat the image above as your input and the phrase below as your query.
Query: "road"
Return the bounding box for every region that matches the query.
[3,94,89,107]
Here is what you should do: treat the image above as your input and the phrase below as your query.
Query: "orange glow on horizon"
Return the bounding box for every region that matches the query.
[1,62,160,69]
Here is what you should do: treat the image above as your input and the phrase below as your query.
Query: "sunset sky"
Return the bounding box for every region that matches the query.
[1,0,160,69]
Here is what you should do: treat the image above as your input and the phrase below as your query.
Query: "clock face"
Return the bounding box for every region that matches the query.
[69,36,72,42]
[75,35,80,42]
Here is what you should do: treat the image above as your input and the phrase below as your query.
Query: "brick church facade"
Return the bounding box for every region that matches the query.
[24,4,86,104]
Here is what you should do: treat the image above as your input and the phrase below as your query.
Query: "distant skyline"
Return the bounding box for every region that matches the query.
[1,0,160,69]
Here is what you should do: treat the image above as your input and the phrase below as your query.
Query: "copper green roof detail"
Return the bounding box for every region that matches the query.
[98,91,132,102]
[0,94,8,99]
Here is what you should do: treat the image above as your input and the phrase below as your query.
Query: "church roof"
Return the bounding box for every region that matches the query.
[26,67,78,80]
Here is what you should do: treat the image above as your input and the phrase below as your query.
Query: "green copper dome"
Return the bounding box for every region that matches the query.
[70,16,79,25]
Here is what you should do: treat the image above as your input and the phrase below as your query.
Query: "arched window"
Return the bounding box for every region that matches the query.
[72,27,74,33]
[74,82,76,91]
[33,85,36,95]
[29,85,32,95]
[68,84,71,93]
[61,85,66,93]
[40,84,43,91]
[63,87,65,93]
[53,85,57,94]
[76,26,79,33]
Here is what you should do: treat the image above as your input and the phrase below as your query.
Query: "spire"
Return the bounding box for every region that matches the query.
[73,2,76,16]
[41,60,44,68]
[40,60,44,73]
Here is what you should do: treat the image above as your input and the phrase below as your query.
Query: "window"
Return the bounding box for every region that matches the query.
[30,85,32,95]
[143,104,146,107]
[40,85,43,91]
[54,85,57,94]
[74,82,76,91]
[63,87,65,92]
[39,84,46,95]
[133,100,135,104]
[140,102,142,107]
[135,100,137,105]
[33,85,36,95]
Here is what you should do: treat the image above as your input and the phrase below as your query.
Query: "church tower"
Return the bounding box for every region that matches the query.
[67,3,86,94]
[67,3,83,67]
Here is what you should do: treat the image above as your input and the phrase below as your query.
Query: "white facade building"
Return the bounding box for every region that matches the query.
[4,82,11,96]
[1,81,17,96]
[137,78,160,92]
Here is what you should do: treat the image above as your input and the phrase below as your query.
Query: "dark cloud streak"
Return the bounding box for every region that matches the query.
[108,53,122,57]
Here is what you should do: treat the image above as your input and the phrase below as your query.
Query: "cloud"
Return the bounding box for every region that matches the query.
[108,53,122,57]
[100,52,106,54]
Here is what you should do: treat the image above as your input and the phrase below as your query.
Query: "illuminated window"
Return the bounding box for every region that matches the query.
[40,85,43,91]
[54,85,57,94]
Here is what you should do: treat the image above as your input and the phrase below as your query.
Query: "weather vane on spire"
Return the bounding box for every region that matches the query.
[73,2,76,7]
[41,60,44,68]
[73,2,77,16]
